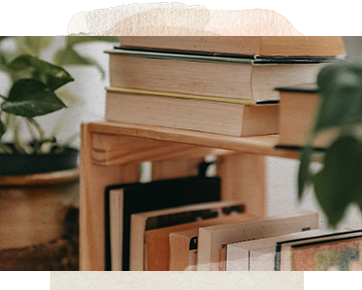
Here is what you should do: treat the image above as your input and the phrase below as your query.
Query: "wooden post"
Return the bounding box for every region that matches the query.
[217,154,266,217]
[79,124,140,271]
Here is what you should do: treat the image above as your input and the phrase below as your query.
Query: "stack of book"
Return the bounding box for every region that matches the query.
[104,36,345,137]
[102,37,359,272]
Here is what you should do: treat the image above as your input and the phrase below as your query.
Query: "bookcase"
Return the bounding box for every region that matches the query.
[79,120,308,271]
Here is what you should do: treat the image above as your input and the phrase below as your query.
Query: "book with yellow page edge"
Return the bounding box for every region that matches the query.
[105,87,279,137]
[119,36,346,57]
[106,48,329,103]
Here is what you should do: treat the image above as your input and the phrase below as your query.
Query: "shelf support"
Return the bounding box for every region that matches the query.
[218,153,266,217]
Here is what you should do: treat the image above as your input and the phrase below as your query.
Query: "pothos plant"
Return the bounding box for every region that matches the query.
[0,36,119,155]
[298,60,362,228]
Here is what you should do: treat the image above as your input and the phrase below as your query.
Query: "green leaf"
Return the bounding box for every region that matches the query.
[1,79,66,117]
[8,55,74,91]
[15,37,54,57]
[54,47,105,77]
[313,135,362,227]
[0,119,6,138]
[314,62,362,134]
[298,145,313,200]
[313,170,348,228]
[53,36,119,77]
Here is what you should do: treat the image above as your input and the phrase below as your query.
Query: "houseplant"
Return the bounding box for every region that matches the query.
[0,36,119,172]
[0,36,119,270]
[298,60,362,228]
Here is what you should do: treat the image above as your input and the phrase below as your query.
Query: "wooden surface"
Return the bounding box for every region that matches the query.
[80,121,299,270]
[218,154,266,217]
[0,168,79,186]
[88,121,300,160]
[91,133,228,166]
[80,124,140,271]
[152,157,205,181]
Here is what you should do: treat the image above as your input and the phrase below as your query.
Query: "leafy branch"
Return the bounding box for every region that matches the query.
[298,60,362,228]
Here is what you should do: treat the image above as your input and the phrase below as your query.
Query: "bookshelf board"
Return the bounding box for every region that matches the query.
[80,121,303,271]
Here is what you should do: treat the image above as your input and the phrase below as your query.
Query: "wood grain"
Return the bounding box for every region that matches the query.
[218,153,266,217]
[88,121,300,160]
[79,124,140,271]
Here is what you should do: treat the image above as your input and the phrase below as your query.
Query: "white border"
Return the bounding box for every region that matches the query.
[0,0,361,35]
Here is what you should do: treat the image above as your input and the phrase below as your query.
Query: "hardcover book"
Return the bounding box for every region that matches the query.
[106,49,326,103]
[275,229,362,271]
[276,83,337,149]
[105,88,279,137]
[105,176,221,271]
[119,36,346,57]
[145,213,257,271]
[130,200,245,271]
[197,211,319,271]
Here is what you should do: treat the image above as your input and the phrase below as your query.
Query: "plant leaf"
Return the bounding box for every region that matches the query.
[0,119,6,138]
[54,46,105,77]
[1,79,66,117]
[53,36,119,77]
[8,55,74,91]
[314,62,362,134]
[313,170,348,228]
[15,37,54,57]
[298,145,313,200]
[313,135,362,227]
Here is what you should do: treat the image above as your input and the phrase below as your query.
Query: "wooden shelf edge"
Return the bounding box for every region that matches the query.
[87,121,300,160]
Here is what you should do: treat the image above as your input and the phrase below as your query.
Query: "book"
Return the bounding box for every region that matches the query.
[276,83,337,149]
[105,88,279,137]
[276,229,362,271]
[119,36,346,57]
[169,229,199,271]
[197,211,319,271]
[165,202,246,271]
[105,176,221,271]
[144,213,257,271]
[106,49,326,103]
[130,200,245,271]
[224,229,322,271]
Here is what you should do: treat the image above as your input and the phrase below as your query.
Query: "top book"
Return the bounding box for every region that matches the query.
[120,36,346,57]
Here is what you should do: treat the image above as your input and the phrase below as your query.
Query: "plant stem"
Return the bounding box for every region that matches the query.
[28,118,45,140]
[0,94,8,100]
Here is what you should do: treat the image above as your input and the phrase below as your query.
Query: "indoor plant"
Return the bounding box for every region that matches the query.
[298,60,362,228]
[0,36,118,270]
[0,36,119,173]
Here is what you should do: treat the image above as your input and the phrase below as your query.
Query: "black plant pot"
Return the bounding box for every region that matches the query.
[0,147,79,176]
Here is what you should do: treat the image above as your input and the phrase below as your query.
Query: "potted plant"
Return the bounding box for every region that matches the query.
[298,59,362,228]
[0,36,119,270]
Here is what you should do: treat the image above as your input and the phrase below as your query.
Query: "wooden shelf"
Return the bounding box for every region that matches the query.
[80,121,302,271]
[88,121,300,163]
